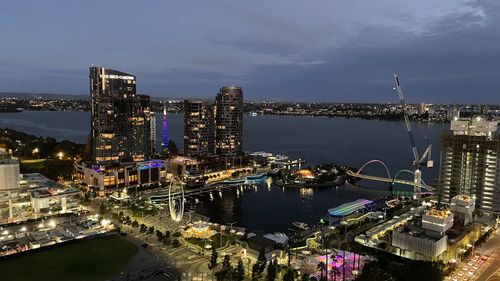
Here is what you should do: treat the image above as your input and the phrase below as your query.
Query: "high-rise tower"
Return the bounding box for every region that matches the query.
[184,100,215,158]
[437,118,500,214]
[215,86,243,157]
[162,101,169,150]
[89,67,151,166]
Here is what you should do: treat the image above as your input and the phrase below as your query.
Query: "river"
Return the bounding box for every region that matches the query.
[0,110,449,232]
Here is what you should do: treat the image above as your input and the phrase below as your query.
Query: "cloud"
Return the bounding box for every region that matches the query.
[0,0,497,102]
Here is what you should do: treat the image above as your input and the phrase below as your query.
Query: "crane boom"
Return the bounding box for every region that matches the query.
[393,74,419,166]
[392,74,434,199]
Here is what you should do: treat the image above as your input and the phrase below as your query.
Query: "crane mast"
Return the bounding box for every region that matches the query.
[393,74,420,165]
[392,74,433,199]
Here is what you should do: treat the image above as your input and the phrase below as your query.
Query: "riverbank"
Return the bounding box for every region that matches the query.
[273,177,345,188]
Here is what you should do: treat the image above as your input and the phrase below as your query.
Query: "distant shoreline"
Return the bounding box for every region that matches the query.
[1,108,451,123]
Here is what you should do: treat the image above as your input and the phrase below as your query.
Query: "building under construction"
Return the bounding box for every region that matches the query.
[437,118,500,215]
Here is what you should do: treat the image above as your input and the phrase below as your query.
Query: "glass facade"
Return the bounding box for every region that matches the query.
[215,86,243,157]
[90,67,152,166]
[183,100,215,158]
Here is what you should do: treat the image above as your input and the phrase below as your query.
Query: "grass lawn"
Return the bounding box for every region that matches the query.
[0,235,138,281]
[20,159,75,179]
[187,234,235,249]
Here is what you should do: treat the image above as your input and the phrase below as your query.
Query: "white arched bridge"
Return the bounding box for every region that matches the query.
[346,159,433,192]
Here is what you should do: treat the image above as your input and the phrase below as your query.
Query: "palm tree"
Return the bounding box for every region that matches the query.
[317,261,326,280]
[329,266,340,281]
[330,254,339,281]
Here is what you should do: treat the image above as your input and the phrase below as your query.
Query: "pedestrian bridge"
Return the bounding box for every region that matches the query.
[346,159,433,191]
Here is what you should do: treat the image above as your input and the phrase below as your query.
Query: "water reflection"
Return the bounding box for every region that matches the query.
[299,188,314,199]
[191,180,393,233]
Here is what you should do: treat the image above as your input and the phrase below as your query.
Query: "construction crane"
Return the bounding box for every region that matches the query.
[392,74,433,199]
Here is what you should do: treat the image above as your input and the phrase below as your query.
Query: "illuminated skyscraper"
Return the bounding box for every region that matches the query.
[215,86,243,157]
[89,67,151,166]
[162,102,169,150]
[437,118,500,214]
[184,100,215,157]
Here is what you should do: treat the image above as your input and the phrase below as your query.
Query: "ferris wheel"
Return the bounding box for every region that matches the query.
[168,177,185,222]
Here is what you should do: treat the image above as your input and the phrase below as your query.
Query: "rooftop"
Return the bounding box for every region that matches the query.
[424,209,451,219]
[328,199,373,217]
[451,194,473,203]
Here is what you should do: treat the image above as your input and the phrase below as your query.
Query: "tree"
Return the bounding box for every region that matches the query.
[258,249,267,275]
[233,259,245,281]
[124,216,131,224]
[99,202,107,215]
[132,220,139,228]
[163,230,171,245]
[208,247,219,277]
[140,224,147,233]
[317,262,326,280]
[330,266,340,281]
[215,255,233,281]
[283,269,294,281]
[252,263,261,280]
[156,230,163,242]
[301,273,310,281]
[147,226,155,235]
[266,259,278,281]
[221,255,231,271]
[172,239,180,247]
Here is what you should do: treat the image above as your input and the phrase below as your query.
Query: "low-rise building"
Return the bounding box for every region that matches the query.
[75,160,164,193]
[391,227,448,260]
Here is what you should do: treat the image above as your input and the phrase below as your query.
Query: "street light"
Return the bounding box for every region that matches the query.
[57,151,64,160]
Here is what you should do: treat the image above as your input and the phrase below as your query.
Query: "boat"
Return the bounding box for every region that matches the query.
[292,221,310,230]
[184,176,206,189]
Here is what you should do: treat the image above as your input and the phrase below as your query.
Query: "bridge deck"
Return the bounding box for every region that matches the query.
[346,170,430,190]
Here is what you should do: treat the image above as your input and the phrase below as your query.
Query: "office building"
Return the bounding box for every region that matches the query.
[437,118,500,215]
[89,67,152,166]
[184,100,215,158]
[0,148,20,191]
[215,86,243,157]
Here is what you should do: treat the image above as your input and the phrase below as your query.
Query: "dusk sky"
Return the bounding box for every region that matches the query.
[1,1,499,103]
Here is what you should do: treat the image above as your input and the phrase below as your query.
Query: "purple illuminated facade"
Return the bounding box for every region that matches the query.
[161,102,168,149]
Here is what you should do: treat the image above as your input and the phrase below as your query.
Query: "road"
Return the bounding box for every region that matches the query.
[473,229,500,281]
[448,228,500,281]
[115,226,179,281]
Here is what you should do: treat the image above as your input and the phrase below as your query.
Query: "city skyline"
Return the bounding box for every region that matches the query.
[1,2,500,281]
[1,1,500,103]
